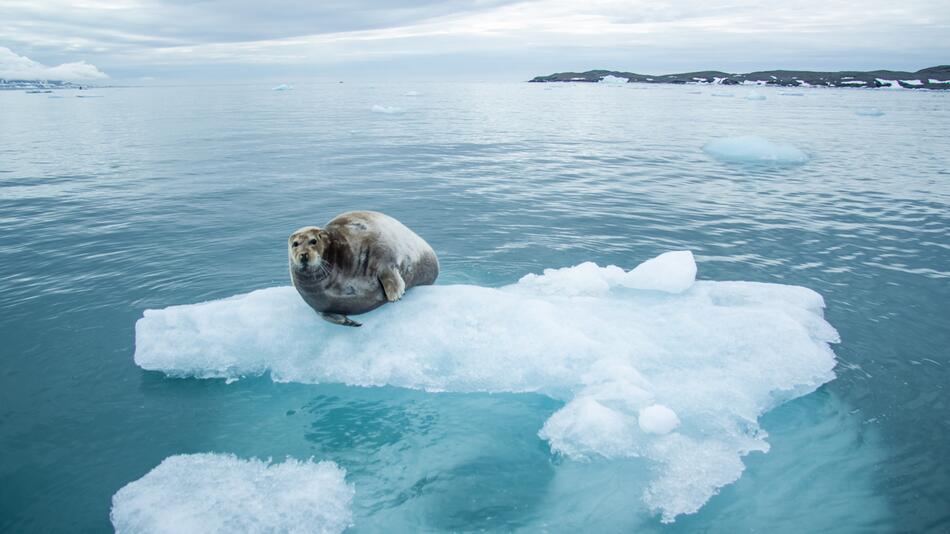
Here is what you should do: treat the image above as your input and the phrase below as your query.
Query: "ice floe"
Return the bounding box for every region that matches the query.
[599,75,629,85]
[110,454,354,534]
[134,251,838,523]
[702,136,809,165]
[371,104,404,114]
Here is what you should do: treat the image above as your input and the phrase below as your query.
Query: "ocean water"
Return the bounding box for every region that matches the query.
[1,82,948,532]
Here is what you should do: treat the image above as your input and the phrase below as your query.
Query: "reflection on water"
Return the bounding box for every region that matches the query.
[0,83,948,531]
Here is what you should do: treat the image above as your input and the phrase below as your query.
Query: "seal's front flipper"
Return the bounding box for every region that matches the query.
[321,312,362,327]
[379,267,406,302]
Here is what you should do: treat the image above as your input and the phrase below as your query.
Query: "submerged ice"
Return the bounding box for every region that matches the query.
[703,136,809,165]
[110,454,354,534]
[134,251,838,523]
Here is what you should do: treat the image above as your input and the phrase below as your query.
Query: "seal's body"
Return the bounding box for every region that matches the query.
[289,211,439,327]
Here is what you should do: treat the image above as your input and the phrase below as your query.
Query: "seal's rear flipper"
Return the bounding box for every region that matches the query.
[320,313,362,327]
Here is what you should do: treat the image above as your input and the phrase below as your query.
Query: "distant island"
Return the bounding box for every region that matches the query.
[530,65,950,89]
[0,79,92,91]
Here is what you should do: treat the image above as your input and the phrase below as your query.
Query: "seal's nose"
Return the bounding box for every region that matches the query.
[300,253,309,263]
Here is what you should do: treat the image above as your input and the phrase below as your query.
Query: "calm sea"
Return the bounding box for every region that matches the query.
[1,82,948,532]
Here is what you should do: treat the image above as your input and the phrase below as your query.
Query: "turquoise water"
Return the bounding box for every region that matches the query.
[1,82,948,532]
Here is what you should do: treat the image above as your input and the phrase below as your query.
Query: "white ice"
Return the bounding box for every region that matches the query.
[638,404,680,434]
[134,251,838,523]
[371,105,404,114]
[599,75,628,84]
[702,136,809,165]
[110,454,354,534]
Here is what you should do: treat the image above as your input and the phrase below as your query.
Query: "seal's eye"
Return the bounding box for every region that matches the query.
[309,239,317,245]
[292,241,299,248]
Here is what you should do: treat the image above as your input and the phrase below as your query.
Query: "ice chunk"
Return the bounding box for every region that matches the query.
[371,104,404,114]
[638,405,680,434]
[703,136,808,165]
[110,454,354,534]
[744,91,766,100]
[514,251,695,296]
[271,84,292,91]
[134,252,838,522]
[855,108,885,117]
[599,75,629,85]
[622,250,696,293]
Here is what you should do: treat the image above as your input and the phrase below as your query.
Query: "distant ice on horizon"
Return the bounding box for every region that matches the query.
[599,75,629,85]
[371,104,404,114]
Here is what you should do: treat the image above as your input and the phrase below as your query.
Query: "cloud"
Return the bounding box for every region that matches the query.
[0,0,948,79]
[0,47,108,80]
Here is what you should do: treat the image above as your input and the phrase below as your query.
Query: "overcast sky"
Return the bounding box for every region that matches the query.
[1,0,947,82]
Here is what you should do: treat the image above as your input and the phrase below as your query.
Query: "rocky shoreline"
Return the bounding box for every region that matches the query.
[530,65,950,89]
[0,79,90,91]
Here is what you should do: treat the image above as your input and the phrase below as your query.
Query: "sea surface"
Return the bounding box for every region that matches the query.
[1,82,948,532]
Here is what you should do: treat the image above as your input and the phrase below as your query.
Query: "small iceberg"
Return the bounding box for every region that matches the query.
[745,91,766,100]
[703,136,809,165]
[111,454,354,533]
[272,84,293,91]
[599,75,629,85]
[371,104,404,114]
[855,108,885,117]
[134,251,838,523]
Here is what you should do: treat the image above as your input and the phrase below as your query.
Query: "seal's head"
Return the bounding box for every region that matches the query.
[289,226,330,274]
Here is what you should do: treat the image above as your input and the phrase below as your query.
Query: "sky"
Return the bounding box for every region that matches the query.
[0,0,947,82]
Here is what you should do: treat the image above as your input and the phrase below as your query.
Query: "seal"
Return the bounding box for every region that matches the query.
[289,211,439,327]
